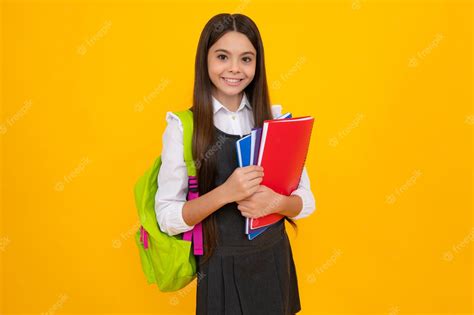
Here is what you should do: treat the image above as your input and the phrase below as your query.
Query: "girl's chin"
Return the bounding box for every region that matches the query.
[219,87,244,95]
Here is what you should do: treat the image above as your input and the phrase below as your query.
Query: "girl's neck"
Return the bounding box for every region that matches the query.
[212,89,243,113]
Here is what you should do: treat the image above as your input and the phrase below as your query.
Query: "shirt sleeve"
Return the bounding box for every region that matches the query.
[289,165,316,220]
[271,104,316,220]
[154,111,196,236]
[271,104,283,118]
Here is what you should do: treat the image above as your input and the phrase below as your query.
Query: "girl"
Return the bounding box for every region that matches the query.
[155,13,316,315]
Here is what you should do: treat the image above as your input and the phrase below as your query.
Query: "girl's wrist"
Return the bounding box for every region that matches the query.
[265,192,286,215]
[216,183,233,205]
[275,195,303,218]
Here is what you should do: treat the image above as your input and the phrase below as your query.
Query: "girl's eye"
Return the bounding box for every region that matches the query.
[242,57,252,63]
[217,54,228,60]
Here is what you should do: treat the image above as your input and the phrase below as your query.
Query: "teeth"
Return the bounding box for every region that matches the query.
[223,78,242,83]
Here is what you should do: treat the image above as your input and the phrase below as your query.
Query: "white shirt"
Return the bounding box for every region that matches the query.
[155,93,316,236]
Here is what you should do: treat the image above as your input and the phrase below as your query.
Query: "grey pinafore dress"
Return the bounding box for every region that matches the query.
[195,126,301,315]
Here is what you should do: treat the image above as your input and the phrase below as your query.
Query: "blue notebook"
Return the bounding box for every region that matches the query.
[236,134,252,167]
[236,134,270,240]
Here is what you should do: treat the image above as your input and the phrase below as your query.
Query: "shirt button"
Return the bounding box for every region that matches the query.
[232,115,236,120]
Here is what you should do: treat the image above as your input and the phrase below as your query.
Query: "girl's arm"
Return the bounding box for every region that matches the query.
[183,165,264,226]
[275,195,304,218]
[181,185,229,226]
[155,112,195,236]
[286,165,316,219]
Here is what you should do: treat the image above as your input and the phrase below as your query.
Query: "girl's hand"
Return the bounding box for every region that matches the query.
[221,165,264,203]
[236,185,284,219]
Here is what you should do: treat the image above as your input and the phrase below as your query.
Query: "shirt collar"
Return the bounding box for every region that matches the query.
[212,92,251,114]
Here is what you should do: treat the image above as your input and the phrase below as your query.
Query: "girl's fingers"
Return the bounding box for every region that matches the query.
[242,165,264,174]
[237,204,248,212]
[238,200,250,208]
[240,210,252,218]
[247,177,263,188]
[244,170,264,181]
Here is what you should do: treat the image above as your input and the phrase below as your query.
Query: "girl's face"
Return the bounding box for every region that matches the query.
[207,31,257,99]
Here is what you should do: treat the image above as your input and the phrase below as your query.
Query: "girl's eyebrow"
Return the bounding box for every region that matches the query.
[214,48,255,56]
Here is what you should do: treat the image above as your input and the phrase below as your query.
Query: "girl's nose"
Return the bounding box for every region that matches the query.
[229,60,240,73]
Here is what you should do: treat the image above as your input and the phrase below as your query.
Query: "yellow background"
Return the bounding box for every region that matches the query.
[1,0,472,314]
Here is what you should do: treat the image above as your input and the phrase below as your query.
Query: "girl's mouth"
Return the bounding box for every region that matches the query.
[221,77,244,87]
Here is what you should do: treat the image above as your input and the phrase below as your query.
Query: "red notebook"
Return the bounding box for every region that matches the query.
[251,116,315,229]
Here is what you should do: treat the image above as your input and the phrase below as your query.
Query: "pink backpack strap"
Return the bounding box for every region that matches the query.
[182,222,203,255]
[140,226,149,249]
[183,230,192,242]
[192,223,203,255]
[184,175,203,255]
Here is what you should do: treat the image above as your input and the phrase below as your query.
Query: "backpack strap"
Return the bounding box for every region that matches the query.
[174,109,196,177]
[173,109,203,256]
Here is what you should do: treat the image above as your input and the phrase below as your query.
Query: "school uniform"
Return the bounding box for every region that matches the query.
[155,93,316,315]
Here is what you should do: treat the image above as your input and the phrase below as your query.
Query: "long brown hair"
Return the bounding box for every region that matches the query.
[190,13,297,265]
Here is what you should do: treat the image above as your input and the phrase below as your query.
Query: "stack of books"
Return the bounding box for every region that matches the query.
[236,112,315,240]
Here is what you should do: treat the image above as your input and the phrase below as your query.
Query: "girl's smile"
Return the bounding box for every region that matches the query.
[221,76,244,86]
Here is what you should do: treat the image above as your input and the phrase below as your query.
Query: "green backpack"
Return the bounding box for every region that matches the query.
[134,109,199,292]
